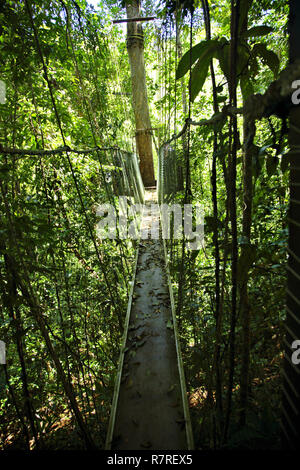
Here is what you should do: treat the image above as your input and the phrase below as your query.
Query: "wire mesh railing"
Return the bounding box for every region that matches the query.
[158,143,183,204]
[113,148,144,204]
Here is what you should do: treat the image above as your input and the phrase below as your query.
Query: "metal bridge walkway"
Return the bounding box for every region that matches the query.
[105,190,193,450]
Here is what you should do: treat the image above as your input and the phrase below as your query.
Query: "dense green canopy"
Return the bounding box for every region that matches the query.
[0,0,292,450]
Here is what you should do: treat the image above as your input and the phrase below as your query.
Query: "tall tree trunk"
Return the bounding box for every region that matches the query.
[223,0,240,444]
[238,115,255,426]
[201,0,223,442]
[237,0,254,427]
[126,0,155,187]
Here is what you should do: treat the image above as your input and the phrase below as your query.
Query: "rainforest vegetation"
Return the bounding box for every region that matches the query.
[0,0,295,451]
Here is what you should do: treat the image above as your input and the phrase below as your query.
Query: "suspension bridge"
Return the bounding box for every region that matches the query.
[105,187,193,450]
[2,0,300,452]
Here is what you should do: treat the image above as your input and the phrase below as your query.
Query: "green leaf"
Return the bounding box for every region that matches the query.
[252,43,279,77]
[271,264,282,269]
[217,41,250,83]
[216,39,230,80]
[238,0,253,33]
[190,40,223,101]
[176,39,220,81]
[242,25,273,38]
[240,74,254,100]
[176,42,206,80]
[190,56,210,102]
[238,44,251,76]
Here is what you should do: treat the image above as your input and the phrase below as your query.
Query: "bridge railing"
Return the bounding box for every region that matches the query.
[158,143,183,205]
[112,148,144,204]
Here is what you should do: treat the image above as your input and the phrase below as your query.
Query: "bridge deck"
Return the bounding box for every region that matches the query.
[106,191,192,450]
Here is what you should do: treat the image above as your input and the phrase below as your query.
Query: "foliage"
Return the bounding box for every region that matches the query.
[0,0,290,450]
[0,0,135,450]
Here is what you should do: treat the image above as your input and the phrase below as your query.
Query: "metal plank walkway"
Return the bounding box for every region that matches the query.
[105,190,193,450]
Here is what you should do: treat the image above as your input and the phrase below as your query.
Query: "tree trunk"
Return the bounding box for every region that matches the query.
[237,0,254,427]
[238,114,255,426]
[223,0,240,444]
[201,0,223,442]
[126,0,155,187]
